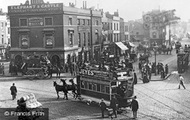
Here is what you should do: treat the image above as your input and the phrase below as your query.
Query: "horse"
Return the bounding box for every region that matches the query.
[51,65,62,78]
[53,81,68,100]
[60,79,78,99]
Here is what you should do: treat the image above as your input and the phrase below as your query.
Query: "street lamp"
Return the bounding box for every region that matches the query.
[153,45,159,76]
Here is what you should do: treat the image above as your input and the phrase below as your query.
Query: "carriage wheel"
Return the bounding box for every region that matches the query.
[26,70,35,80]
[37,71,44,79]
[26,70,35,75]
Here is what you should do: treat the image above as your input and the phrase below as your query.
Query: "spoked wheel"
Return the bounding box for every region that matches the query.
[26,70,35,80]
[37,71,45,79]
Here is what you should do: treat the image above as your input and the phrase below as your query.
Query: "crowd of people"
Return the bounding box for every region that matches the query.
[139,61,169,83]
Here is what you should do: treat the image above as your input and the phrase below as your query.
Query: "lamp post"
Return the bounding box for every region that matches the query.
[153,45,159,76]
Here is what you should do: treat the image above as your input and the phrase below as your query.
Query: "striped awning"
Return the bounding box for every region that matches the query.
[115,42,128,50]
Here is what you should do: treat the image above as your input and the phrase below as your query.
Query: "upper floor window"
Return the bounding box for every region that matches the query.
[69,18,72,25]
[1,35,4,44]
[20,34,29,48]
[83,33,86,46]
[152,32,157,38]
[78,33,81,47]
[82,19,85,25]
[77,19,80,25]
[68,30,74,46]
[45,17,53,26]
[95,20,99,25]
[8,27,10,34]
[87,19,90,25]
[20,18,27,26]
[44,33,54,47]
[88,32,90,46]
[125,26,129,32]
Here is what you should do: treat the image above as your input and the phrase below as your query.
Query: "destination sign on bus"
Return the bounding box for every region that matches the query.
[80,69,113,79]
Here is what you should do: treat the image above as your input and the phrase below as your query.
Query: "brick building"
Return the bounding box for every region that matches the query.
[8,0,102,67]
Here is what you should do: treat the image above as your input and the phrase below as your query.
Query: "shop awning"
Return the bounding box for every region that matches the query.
[115,42,128,50]
[129,42,135,47]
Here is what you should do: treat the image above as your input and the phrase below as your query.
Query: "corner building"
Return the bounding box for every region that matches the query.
[8,0,102,67]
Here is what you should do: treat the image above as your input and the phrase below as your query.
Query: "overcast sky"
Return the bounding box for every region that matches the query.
[1,0,190,22]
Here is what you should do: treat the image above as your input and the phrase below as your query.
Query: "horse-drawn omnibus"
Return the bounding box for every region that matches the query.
[20,55,50,79]
[76,68,134,108]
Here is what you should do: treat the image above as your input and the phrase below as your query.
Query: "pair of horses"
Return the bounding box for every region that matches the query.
[53,79,78,100]
[47,65,62,79]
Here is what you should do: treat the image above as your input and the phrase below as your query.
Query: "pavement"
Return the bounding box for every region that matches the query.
[0,50,177,82]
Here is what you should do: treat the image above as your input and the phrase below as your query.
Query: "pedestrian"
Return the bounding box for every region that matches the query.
[109,95,117,118]
[165,64,168,75]
[178,75,186,89]
[130,96,139,119]
[133,70,137,84]
[99,98,107,118]
[10,83,17,100]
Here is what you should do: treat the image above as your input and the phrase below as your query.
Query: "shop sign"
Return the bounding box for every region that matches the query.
[29,17,43,26]
[8,3,63,13]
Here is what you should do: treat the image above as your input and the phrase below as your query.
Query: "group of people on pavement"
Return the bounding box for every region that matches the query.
[139,61,169,83]
[99,95,139,119]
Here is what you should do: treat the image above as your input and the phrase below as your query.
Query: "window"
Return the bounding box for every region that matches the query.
[83,33,86,46]
[117,34,119,42]
[81,81,84,88]
[95,33,99,43]
[97,84,100,92]
[44,33,54,47]
[45,17,53,26]
[1,22,3,27]
[101,84,106,93]
[84,81,87,89]
[114,34,116,42]
[20,34,29,48]
[125,35,128,40]
[88,83,92,90]
[125,25,128,32]
[1,35,4,44]
[78,33,81,47]
[87,19,90,25]
[88,32,90,46]
[95,20,99,25]
[20,19,27,26]
[8,27,10,34]
[68,30,74,46]
[106,86,110,94]
[93,83,97,91]
[69,17,72,25]
[152,32,157,38]
[82,19,85,25]
[77,19,80,25]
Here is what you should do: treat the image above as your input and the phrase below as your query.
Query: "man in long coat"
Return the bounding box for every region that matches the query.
[110,95,117,118]
[131,96,139,119]
[10,83,17,100]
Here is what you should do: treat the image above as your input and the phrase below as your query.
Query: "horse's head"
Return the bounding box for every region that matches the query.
[53,81,57,86]
[60,79,67,85]
[69,79,74,83]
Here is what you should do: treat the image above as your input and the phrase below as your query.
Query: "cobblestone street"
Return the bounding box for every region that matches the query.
[1,49,190,120]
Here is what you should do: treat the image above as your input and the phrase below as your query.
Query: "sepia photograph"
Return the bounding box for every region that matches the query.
[0,0,190,119]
